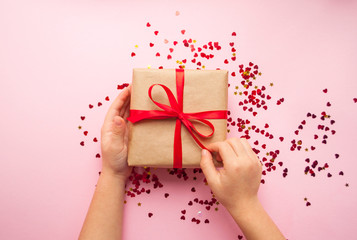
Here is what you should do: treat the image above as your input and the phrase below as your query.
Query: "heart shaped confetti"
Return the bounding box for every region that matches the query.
[78,16,349,224]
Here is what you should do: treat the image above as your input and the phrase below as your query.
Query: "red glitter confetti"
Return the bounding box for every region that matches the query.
[146,22,151,27]
[131,52,136,57]
[78,14,349,225]
[117,83,129,90]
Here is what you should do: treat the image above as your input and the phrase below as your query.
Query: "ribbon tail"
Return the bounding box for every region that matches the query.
[173,119,182,168]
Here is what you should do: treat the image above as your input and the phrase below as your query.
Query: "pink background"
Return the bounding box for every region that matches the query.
[1,0,357,239]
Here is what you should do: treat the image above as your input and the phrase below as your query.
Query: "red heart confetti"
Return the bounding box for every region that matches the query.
[78,16,349,226]
[117,83,129,90]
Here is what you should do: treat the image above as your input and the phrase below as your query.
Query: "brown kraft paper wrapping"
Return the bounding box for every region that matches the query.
[128,68,228,168]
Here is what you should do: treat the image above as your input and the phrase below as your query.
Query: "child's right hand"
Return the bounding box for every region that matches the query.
[200,137,262,214]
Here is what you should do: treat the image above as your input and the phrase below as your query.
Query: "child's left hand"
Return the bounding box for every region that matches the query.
[100,86,132,181]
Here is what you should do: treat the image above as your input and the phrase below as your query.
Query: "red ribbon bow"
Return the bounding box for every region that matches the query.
[127,69,227,168]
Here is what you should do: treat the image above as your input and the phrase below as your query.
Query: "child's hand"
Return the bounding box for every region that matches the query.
[200,137,262,213]
[100,86,132,181]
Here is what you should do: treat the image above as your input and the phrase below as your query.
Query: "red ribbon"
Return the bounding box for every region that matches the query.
[127,69,227,168]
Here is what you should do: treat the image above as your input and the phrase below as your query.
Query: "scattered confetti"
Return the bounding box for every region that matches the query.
[78,13,348,230]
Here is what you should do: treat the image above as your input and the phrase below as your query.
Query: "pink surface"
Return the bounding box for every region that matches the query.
[1,0,357,239]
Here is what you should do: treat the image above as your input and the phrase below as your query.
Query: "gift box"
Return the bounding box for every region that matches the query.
[127,68,228,168]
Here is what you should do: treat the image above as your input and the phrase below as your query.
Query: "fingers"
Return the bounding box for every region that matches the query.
[111,116,127,148]
[207,138,259,169]
[206,141,237,168]
[119,86,131,117]
[104,86,131,124]
[226,138,247,158]
[200,149,219,185]
[240,138,260,163]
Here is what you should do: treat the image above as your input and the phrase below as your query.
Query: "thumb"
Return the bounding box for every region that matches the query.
[111,116,126,146]
[200,149,219,185]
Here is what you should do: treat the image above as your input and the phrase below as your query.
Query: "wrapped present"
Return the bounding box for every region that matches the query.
[127,68,228,168]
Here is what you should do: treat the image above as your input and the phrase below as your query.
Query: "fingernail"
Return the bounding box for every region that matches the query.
[202,149,208,156]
